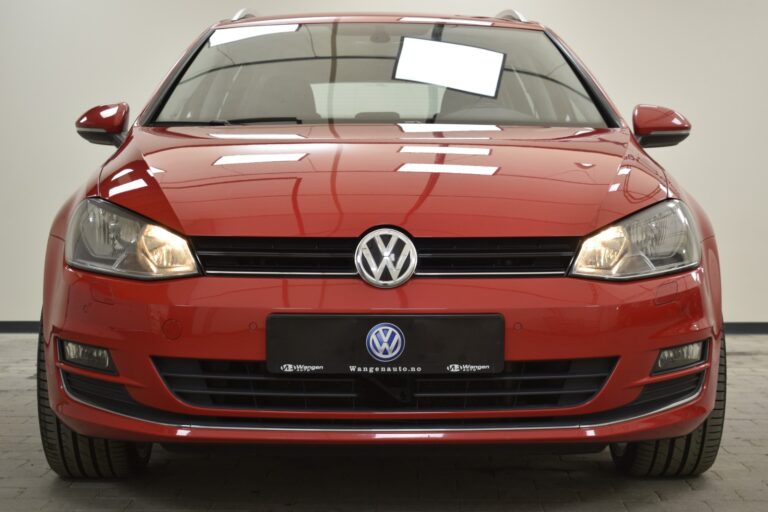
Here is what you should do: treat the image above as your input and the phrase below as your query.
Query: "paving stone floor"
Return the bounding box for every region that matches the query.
[0,333,766,511]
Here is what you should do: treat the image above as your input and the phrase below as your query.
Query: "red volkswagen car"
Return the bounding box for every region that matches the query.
[39,10,725,479]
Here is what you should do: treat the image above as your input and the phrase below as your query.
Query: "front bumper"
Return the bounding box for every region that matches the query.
[42,236,722,444]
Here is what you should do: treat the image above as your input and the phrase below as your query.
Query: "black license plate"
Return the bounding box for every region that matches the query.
[266,315,504,374]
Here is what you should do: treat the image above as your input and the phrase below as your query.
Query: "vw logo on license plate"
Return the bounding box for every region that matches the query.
[366,323,405,363]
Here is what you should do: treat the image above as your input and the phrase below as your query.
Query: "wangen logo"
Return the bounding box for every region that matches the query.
[366,323,406,363]
[355,228,418,288]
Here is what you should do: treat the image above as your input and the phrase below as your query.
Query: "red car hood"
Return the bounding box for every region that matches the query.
[99,124,667,237]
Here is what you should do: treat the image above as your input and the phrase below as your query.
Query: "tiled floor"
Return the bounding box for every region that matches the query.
[0,333,766,511]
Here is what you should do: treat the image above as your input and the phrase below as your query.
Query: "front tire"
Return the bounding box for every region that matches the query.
[610,338,726,477]
[37,321,152,478]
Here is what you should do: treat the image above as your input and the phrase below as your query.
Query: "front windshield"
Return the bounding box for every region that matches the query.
[153,22,608,127]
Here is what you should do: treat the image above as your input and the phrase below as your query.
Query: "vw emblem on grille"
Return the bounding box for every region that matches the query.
[366,323,405,363]
[355,228,418,288]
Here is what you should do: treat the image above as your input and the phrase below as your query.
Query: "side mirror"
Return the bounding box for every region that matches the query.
[633,105,691,148]
[76,103,129,147]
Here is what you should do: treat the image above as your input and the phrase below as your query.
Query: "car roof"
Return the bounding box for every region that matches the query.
[212,12,544,31]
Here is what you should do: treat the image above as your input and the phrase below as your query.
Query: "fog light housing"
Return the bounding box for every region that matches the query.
[654,341,705,374]
[60,340,116,374]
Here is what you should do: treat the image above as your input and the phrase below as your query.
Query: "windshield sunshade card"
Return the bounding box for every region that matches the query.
[394,37,505,97]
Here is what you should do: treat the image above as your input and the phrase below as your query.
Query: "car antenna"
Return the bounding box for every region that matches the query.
[494,9,529,22]
[230,8,257,22]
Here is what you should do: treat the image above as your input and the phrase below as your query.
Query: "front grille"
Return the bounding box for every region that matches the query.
[191,236,578,277]
[153,357,616,412]
[62,369,705,431]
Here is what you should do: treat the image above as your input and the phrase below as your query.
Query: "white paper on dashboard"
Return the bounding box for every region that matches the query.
[394,38,505,97]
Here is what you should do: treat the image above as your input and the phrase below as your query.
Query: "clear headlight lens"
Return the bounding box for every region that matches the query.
[571,200,700,280]
[65,199,198,279]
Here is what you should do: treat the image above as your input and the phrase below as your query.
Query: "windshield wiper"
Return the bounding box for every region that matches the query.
[224,117,303,125]
[150,120,232,126]
[152,117,304,127]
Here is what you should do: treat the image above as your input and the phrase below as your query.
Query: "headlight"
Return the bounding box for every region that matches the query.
[571,200,700,280]
[65,199,198,279]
